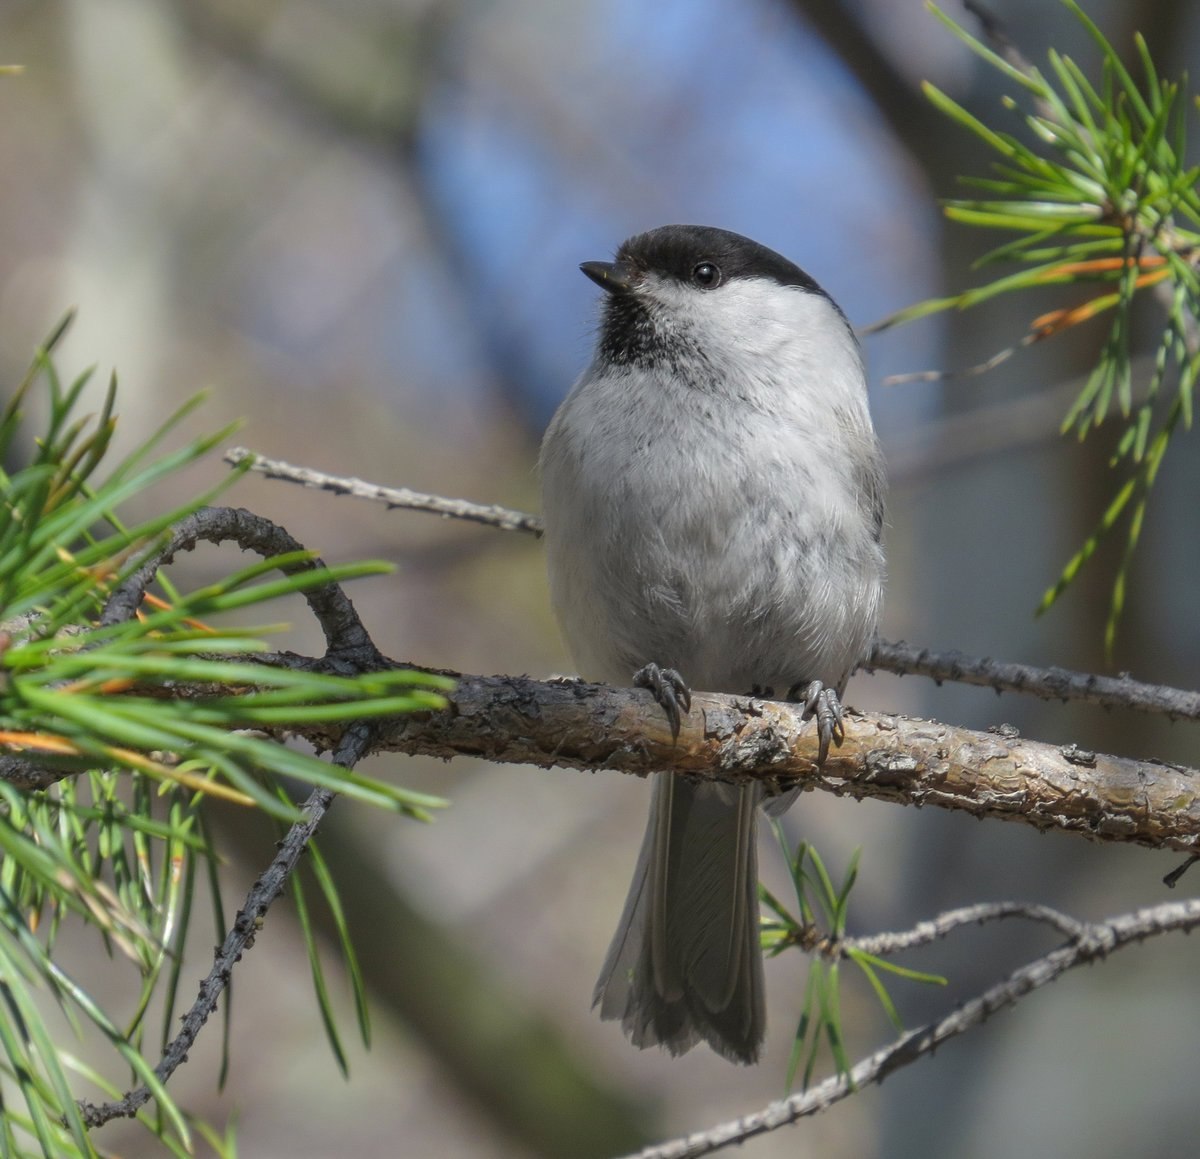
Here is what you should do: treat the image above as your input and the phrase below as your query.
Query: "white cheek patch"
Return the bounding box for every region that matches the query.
[642,276,866,415]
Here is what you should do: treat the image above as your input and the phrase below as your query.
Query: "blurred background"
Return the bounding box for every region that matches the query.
[3,0,1200,1155]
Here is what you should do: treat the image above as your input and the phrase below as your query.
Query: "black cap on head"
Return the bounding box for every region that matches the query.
[613,224,824,294]
[584,225,845,368]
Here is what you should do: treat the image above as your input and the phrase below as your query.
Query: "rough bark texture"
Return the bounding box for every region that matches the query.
[296,672,1200,853]
[7,666,1197,853]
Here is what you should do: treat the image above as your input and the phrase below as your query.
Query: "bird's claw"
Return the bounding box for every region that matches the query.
[634,662,692,741]
[787,679,844,765]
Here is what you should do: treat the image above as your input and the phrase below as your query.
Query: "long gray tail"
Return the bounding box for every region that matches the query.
[593,773,765,1064]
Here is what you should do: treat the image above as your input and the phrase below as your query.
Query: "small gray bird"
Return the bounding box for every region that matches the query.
[539,225,885,1064]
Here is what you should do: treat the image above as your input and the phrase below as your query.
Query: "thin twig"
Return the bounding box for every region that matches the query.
[225,448,544,535]
[840,900,1086,957]
[78,723,371,1128]
[865,638,1200,721]
[624,897,1200,1159]
[102,505,380,660]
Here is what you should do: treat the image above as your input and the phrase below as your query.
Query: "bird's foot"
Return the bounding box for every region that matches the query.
[633,662,692,740]
[786,680,844,765]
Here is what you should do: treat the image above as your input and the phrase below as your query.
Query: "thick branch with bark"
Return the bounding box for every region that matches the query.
[9,665,1200,852]
[288,671,1200,854]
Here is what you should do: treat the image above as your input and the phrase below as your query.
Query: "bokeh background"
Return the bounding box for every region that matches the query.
[3,1,1200,1156]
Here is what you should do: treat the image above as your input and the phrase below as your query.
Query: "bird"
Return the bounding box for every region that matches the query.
[539,224,885,1064]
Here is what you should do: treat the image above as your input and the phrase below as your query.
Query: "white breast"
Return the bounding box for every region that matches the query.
[540,276,885,697]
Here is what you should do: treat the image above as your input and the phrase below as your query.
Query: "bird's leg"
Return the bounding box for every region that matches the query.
[633,662,692,740]
[786,680,845,765]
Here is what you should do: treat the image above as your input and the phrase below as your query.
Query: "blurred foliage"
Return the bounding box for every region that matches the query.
[876,0,1200,651]
[0,320,450,1157]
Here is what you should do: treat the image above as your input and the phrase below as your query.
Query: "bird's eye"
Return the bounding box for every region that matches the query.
[692,262,721,288]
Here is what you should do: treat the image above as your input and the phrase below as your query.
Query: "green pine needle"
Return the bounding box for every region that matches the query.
[881,4,1200,650]
[0,316,455,1153]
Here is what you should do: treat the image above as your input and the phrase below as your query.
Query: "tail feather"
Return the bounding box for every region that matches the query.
[594,773,765,1064]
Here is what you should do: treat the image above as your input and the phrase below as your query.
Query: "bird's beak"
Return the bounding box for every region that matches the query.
[580,260,637,294]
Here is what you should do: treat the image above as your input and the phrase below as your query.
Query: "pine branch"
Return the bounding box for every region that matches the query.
[77,721,373,1129]
[72,506,396,1126]
[624,897,1200,1158]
